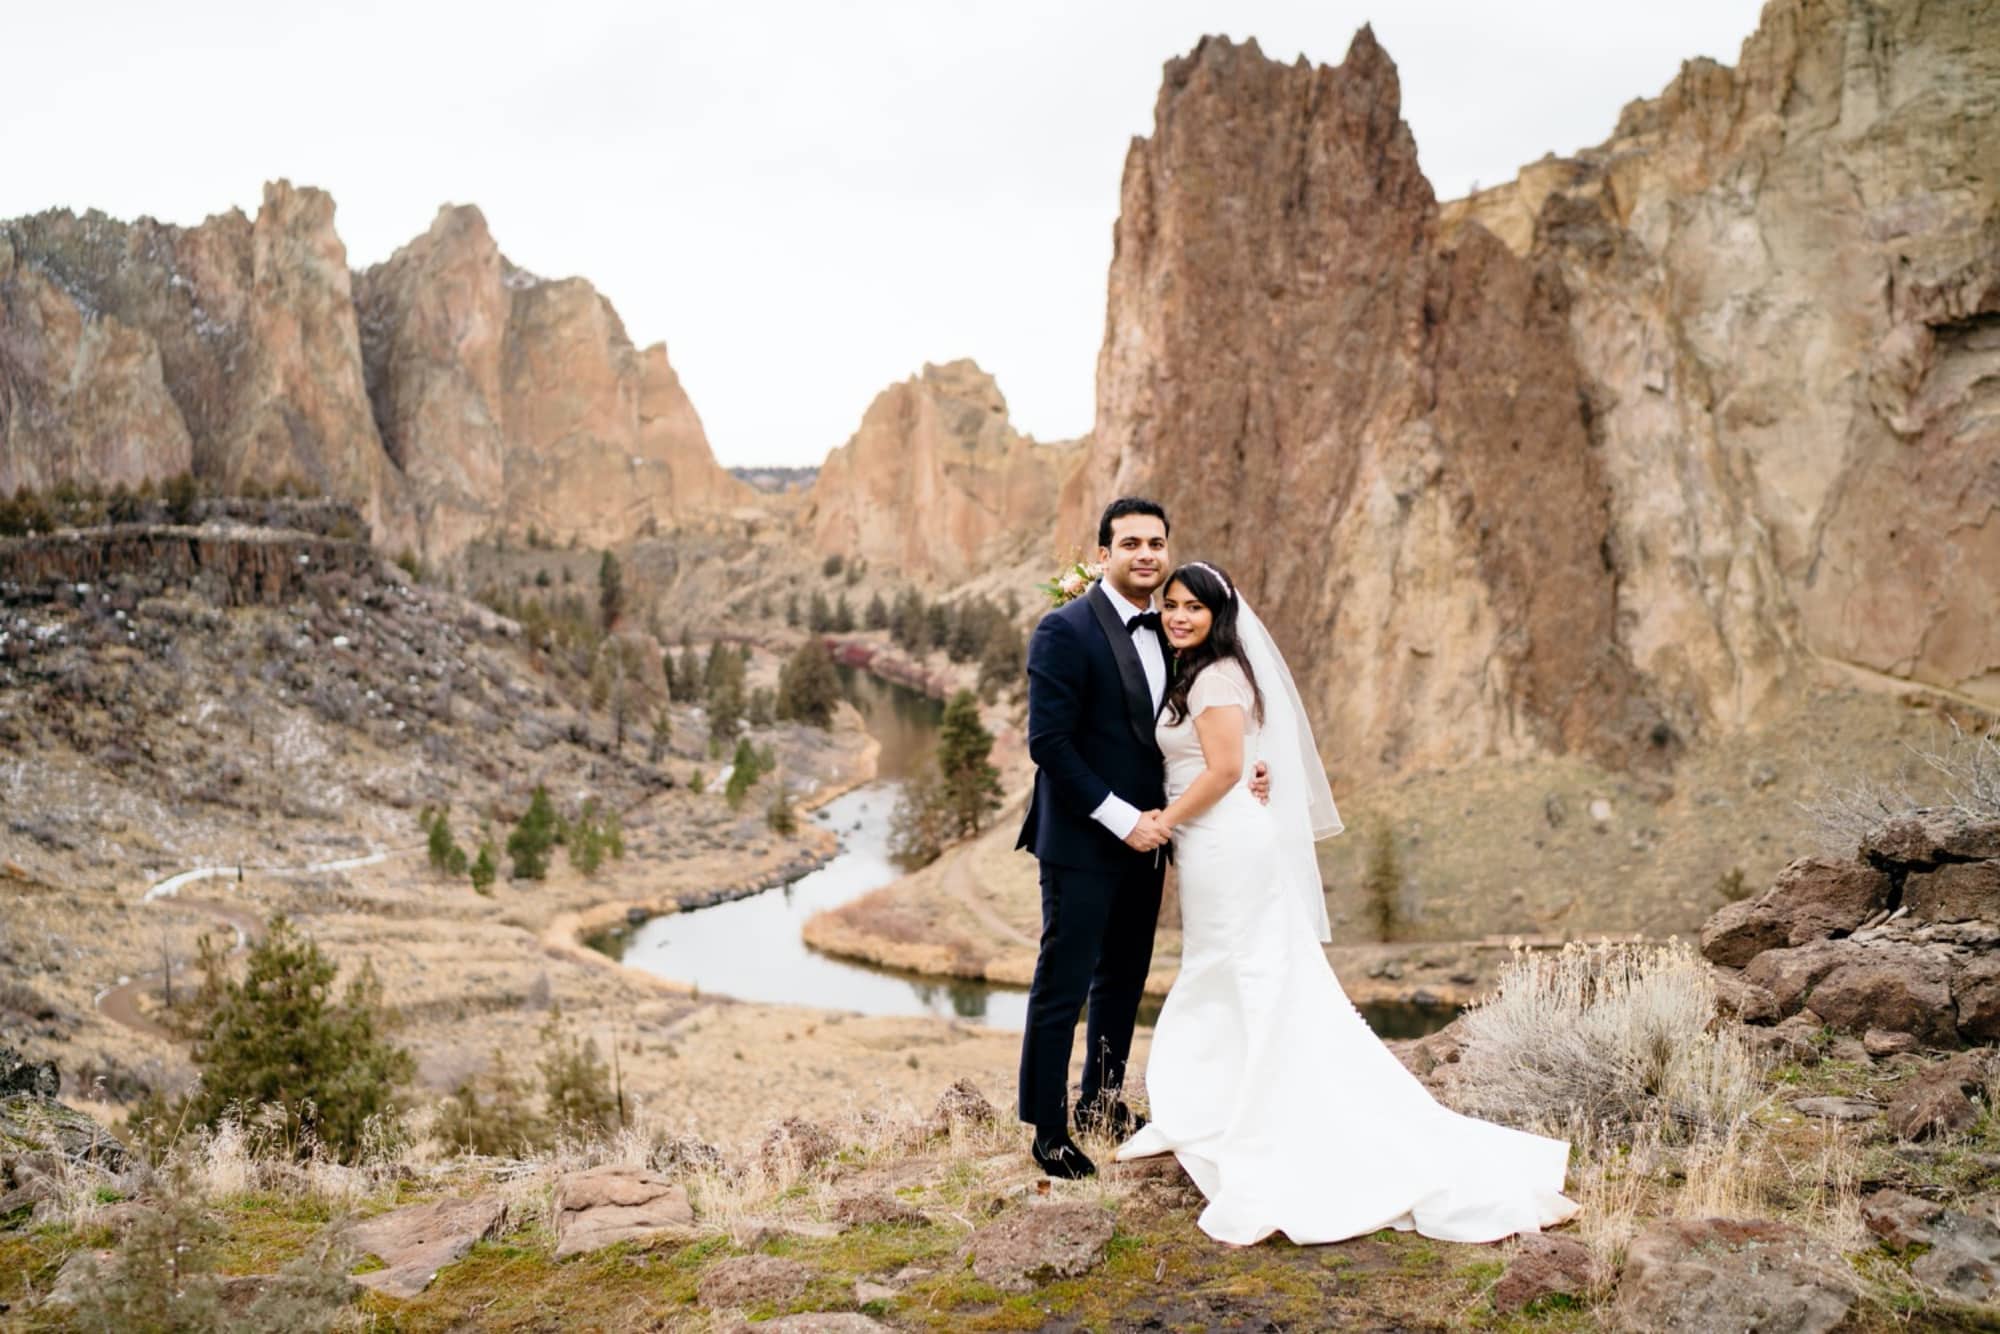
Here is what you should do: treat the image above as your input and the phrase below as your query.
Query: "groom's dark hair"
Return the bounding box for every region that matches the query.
[1097,497,1168,548]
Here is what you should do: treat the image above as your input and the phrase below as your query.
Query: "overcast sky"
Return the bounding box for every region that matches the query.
[6,2,1762,467]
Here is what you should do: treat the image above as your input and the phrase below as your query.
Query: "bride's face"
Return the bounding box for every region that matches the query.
[1160,580,1213,652]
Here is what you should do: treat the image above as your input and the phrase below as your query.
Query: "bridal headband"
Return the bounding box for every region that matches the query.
[1184,561,1235,600]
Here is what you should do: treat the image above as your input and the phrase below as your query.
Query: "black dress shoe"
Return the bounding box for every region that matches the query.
[1031,1132,1097,1180]
[1074,1096,1148,1140]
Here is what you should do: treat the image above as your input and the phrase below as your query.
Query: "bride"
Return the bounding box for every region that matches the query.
[1115,559,1579,1247]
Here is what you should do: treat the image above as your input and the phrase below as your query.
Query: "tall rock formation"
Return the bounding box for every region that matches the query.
[1,183,409,545]
[0,189,747,554]
[1064,31,1663,783]
[804,360,1081,583]
[1447,0,1999,720]
[355,205,748,553]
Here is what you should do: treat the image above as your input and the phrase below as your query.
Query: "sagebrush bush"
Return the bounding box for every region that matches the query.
[1443,939,1765,1140]
[1803,719,2000,854]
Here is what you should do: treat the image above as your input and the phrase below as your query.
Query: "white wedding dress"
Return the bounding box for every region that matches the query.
[1116,660,1579,1246]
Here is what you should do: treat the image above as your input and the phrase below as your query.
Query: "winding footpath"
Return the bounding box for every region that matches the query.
[95,846,420,1040]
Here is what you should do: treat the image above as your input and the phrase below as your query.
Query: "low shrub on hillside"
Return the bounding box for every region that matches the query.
[1444,939,1765,1141]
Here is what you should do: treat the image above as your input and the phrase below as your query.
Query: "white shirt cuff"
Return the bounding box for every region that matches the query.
[1090,793,1141,841]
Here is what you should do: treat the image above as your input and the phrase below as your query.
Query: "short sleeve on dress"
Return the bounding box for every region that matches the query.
[1188,662,1254,717]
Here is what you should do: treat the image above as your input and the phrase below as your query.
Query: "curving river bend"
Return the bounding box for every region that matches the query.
[606,668,1457,1038]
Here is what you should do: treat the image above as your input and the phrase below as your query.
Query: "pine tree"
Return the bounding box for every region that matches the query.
[978,619,1026,700]
[538,1008,620,1135]
[785,592,800,627]
[469,841,498,894]
[808,590,832,632]
[184,916,414,1160]
[425,807,470,878]
[507,785,559,880]
[864,591,889,631]
[437,1048,547,1156]
[597,550,624,632]
[831,593,855,634]
[925,601,950,651]
[776,639,841,728]
[935,689,1003,835]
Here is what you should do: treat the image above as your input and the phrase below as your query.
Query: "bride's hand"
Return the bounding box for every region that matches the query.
[1247,761,1271,804]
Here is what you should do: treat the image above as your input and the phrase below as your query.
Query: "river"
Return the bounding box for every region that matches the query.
[608,667,1457,1038]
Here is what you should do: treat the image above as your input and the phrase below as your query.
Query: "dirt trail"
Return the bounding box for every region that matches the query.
[97,847,420,1040]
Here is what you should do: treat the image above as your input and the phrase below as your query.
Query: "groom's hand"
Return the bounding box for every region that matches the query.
[1249,761,1271,804]
[1123,811,1171,852]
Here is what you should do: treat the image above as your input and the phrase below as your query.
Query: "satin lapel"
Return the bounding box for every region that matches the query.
[1086,584,1158,752]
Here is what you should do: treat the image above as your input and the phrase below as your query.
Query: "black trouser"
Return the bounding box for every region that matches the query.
[1016,856,1165,1134]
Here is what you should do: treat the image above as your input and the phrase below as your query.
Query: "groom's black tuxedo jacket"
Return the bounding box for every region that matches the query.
[1016,583,1168,873]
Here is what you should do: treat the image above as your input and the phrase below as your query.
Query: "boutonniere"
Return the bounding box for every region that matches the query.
[1037,557,1102,608]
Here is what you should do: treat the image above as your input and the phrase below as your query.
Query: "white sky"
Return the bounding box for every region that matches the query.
[5,2,1763,467]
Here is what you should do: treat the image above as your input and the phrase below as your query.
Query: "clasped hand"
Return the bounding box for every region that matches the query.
[1121,761,1271,852]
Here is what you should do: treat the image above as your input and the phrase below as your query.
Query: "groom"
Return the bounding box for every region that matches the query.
[1016,497,1266,1178]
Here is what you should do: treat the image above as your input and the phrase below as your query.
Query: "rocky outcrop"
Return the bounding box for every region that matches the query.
[0,523,378,609]
[1,189,747,557]
[1060,0,1997,787]
[551,1165,695,1258]
[354,206,749,554]
[346,1195,508,1298]
[1,183,413,549]
[1447,0,2000,715]
[1699,813,2000,1047]
[1613,1217,1856,1334]
[804,361,1080,583]
[963,1202,1115,1293]
[1061,31,1663,785]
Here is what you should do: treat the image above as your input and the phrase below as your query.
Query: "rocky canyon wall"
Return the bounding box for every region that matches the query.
[1061,30,1665,784]
[0,187,747,555]
[1064,0,1998,786]
[1446,0,2000,724]
[802,360,1080,584]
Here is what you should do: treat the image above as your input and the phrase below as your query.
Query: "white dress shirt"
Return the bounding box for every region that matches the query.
[1089,582,1167,841]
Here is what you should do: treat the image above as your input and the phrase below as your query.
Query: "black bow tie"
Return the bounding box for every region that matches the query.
[1128,611,1162,635]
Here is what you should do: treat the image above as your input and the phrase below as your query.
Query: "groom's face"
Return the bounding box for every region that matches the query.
[1098,515,1169,601]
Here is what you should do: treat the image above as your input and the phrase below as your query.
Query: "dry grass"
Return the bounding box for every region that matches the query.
[1803,718,2000,855]
[1444,939,1767,1140]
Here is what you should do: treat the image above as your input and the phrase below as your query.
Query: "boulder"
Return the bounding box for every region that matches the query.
[1909,1212,2000,1305]
[1888,1051,1993,1141]
[697,1255,812,1309]
[1904,859,2000,924]
[645,1135,727,1180]
[965,1202,1115,1293]
[1742,941,1850,1017]
[1860,1190,1942,1250]
[930,1077,997,1130]
[1863,1028,1921,1058]
[1711,971,1781,1026]
[0,1094,127,1173]
[1953,953,2000,1043]
[760,1118,837,1179]
[0,1047,58,1099]
[1699,859,1892,966]
[1490,1232,1599,1313]
[346,1195,508,1299]
[551,1165,695,1259]
[1863,812,2000,869]
[1803,944,1957,1046]
[1613,1218,1856,1334]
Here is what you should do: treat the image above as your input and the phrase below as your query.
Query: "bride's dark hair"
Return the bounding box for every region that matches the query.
[1160,561,1263,727]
